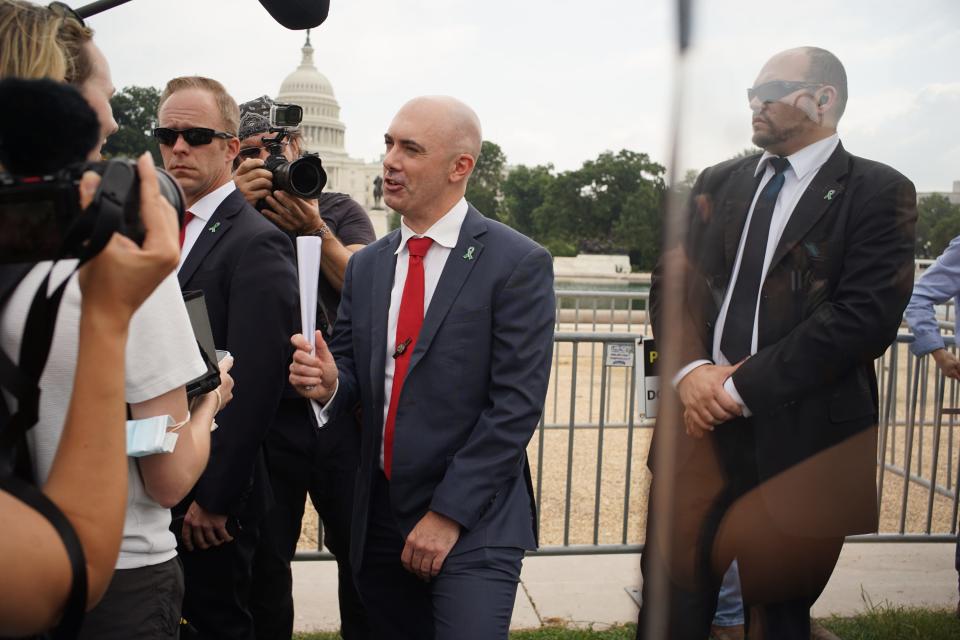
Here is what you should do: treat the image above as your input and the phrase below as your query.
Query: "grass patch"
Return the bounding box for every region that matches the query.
[294,624,638,639]
[819,606,959,640]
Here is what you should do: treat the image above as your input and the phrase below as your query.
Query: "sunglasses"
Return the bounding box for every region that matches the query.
[237,140,289,161]
[153,127,235,147]
[747,81,823,104]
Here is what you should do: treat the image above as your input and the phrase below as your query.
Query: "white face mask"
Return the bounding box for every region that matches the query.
[126,415,179,457]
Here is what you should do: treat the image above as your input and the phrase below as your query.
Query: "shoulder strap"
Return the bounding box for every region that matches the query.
[0,474,88,639]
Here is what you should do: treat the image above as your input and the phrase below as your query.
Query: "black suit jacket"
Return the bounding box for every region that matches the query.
[650,142,917,537]
[176,188,298,519]
[325,206,556,571]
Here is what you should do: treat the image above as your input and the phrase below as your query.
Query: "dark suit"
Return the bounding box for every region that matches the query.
[174,188,298,640]
[324,205,555,639]
[251,193,374,640]
[639,142,917,639]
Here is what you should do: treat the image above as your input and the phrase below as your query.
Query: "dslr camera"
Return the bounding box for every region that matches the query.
[0,78,185,264]
[257,103,327,205]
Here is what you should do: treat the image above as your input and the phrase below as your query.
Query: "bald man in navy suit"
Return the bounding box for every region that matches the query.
[290,96,555,639]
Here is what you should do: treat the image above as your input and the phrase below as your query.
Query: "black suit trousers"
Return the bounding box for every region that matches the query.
[250,398,369,639]
[636,419,843,640]
[175,512,260,640]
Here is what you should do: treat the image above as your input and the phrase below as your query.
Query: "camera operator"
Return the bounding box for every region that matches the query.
[0,2,234,638]
[234,96,374,639]
[0,156,181,638]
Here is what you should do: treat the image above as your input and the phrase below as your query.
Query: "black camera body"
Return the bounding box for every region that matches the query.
[256,127,327,210]
[0,159,185,264]
[0,78,185,264]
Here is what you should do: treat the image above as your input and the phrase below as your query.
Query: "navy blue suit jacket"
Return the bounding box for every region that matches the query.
[327,205,555,570]
[176,188,298,519]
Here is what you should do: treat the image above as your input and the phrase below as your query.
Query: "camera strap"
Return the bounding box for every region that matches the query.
[0,166,128,449]
[0,176,126,638]
[0,473,88,639]
[0,267,88,640]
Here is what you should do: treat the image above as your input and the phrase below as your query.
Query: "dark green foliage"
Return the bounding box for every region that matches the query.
[917,193,960,258]
[502,164,554,237]
[465,140,507,221]
[531,150,666,270]
[101,85,162,164]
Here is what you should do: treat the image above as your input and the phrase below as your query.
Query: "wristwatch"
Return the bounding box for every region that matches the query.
[311,223,331,239]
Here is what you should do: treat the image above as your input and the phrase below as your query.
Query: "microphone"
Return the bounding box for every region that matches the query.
[392,337,412,359]
[258,0,330,29]
[74,0,329,30]
[0,78,100,175]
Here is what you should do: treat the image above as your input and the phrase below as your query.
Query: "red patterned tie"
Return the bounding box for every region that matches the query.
[179,211,195,248]
[383,236,434,479]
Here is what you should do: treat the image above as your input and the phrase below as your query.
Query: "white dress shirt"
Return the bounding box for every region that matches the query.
[315,197,470,469]
[675,134,840,414]
[177,181,237,270]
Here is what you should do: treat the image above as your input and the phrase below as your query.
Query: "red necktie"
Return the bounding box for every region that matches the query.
[179,211,196,248]
[383,236,433,479]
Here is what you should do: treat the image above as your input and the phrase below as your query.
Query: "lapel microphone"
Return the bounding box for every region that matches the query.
[392,337,412,359]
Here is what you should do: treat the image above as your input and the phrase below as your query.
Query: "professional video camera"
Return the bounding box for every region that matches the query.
[258,102,327,205]
[0,78,185,264]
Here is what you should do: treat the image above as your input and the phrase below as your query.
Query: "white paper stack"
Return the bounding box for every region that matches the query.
[296,236,322,350]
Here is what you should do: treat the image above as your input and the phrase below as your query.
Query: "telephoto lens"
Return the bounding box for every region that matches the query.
[266,153,327,199]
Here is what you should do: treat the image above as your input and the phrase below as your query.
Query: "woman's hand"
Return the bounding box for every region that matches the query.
[77,153,180,325]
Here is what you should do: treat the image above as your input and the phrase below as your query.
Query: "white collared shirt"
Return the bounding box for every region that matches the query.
[314,197,470,468]
[177,181,237,271]
[676,134,840,414]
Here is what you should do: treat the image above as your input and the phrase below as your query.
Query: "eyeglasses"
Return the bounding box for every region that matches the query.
[237,140,289,161]
[48,2,86,27]
[153,127,235,146]
[747,81,823,104]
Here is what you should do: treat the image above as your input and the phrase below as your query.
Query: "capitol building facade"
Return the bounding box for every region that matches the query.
[275,34,389,237]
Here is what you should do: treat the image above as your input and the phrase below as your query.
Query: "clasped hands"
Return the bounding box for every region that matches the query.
[676,362,744,438]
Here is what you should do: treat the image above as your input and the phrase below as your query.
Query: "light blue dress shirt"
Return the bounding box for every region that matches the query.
[905,235,960,356]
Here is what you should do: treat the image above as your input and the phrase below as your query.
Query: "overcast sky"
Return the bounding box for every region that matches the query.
[86,0,959,191]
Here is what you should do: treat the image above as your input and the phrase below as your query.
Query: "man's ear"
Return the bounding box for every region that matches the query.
[449,153,476,184]
[816,85,837,111]
[225,136,240,164]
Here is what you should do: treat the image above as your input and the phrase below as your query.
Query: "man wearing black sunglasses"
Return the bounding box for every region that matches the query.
[640,47,917,640]
[234,96,375,639]
[155,76,299,640]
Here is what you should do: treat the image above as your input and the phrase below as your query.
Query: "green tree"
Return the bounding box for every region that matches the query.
[917,194,960,258]
[532,149,666,269]
[500,164,554,236]
[101,85,162,163]
[465,140,506,221]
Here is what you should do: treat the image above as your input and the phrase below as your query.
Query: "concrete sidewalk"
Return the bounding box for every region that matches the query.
[291,542,957,633]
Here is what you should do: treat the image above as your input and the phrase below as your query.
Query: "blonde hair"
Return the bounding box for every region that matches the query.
[0,0,94,85]
[160,76,240,136]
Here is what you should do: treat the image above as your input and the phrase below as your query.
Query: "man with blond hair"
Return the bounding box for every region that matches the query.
[289,96,555,639]
[156,76,298,640]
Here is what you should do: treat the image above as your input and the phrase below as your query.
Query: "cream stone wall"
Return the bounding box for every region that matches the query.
[276,34,390,238]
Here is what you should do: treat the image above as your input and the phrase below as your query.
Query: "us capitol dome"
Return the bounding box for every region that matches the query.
[275,32,388,237]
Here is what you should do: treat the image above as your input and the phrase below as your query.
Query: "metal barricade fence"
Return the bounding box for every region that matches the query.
[294,330,960,560]
[554,289,651,335]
